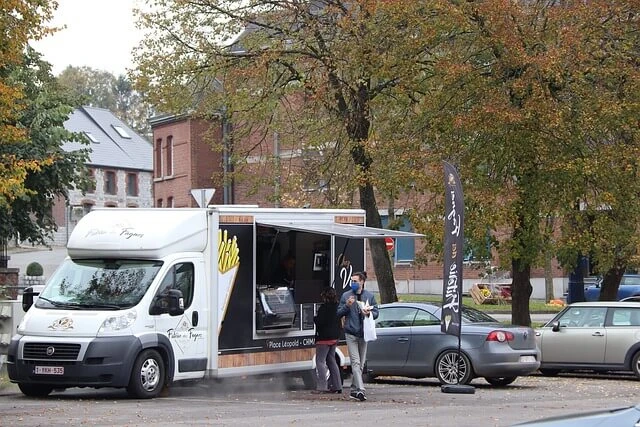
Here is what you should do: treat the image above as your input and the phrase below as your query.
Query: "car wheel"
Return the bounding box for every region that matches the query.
[362,368,377,384]
[127,349,165,399]
[18,383,54,397]
[632,351,640,379]
[539,368,560,377]
[484,376,517,387]
[435,350,473,385]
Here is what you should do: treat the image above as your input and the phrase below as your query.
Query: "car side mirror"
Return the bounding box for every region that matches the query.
[551,321,560,332]
[22,287,38,312]
[150,289,184,316]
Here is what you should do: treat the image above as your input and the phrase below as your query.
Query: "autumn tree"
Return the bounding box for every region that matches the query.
[0,48,90,247]
[555,1,640,301]
[409,0,640,324]
[133,0,467,303]
[0,0,57,208]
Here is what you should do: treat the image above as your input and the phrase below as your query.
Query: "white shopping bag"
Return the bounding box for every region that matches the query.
[363,313,377,342]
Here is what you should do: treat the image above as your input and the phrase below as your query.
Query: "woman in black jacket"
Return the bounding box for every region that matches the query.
[313,287,342,393]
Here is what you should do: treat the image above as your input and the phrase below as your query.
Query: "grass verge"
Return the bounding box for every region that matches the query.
[379,293,564,313]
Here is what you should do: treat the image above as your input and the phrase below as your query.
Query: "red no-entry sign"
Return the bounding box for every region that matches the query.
[385,237,394,251]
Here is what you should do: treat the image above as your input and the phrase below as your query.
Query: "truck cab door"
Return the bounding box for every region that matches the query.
[151,259,208,381]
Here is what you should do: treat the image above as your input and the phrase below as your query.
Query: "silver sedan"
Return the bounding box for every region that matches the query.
[364,302,540,386]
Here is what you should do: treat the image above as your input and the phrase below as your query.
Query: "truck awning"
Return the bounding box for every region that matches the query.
[256,220,423,239]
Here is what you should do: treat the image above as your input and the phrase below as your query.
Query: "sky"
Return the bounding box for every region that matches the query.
[32,0,145,76]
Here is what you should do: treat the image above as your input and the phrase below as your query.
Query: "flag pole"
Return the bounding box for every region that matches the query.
[440,161,475,394]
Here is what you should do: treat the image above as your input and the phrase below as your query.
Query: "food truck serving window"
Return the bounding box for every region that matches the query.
[255,225,330,333]
[253,221,423,335]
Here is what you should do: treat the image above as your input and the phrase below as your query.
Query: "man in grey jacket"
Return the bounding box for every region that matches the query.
[337,271,378,401]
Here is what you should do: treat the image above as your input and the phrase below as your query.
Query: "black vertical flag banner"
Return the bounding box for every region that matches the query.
[441,162,464,336]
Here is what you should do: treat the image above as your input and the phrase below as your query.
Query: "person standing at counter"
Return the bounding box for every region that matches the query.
[313,287,342,394]
[337,271,378,402]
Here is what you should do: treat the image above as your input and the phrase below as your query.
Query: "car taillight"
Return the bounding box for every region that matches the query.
[486,330,514,342]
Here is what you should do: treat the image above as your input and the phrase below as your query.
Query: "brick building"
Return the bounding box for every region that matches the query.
[50,106,154,245]
[149,114,226,208]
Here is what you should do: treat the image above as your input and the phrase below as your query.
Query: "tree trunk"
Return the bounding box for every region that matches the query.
[544,250,554,302]
[511,259,532,326]
[544,215,554,302]
[599,266,625,301]
[360,182,397,303]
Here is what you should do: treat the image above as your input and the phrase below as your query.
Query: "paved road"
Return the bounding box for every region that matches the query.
[0,373,637,426]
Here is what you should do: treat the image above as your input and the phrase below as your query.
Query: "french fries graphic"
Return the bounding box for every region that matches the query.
[218,229,240,273]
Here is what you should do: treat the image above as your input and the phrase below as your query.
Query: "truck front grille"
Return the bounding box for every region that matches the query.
[23,343,81,360]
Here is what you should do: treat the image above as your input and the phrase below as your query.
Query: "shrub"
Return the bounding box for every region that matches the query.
[26,262,44,277]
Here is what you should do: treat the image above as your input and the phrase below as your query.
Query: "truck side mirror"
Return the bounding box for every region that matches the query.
[166,289,185,316]
[150,289,184,316]
[22,287,38,312]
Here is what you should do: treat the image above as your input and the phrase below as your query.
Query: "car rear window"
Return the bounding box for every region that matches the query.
[462,307,499,323]
[611,308,640,326]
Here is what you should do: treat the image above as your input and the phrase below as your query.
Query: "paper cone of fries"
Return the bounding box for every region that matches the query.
[217,230,240,333]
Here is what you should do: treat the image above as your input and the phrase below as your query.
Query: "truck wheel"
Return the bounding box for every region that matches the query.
[301,369,317,390]
[127,349,165,399]
[18,383,54,397]
[632,351,640,379]
[336,355,344,386]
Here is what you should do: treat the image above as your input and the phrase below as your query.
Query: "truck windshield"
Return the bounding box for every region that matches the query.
[36,259,163,310]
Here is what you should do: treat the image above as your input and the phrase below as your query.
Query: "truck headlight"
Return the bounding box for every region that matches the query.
[99,310,137,333]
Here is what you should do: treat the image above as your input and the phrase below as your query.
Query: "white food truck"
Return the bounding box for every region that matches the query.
[8,206,421,398]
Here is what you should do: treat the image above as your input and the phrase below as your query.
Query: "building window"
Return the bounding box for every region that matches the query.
[87,169,96,193]
[157,199,163,208]
[165,135,173,176]
[104,171,117,195]
[126,173,138,196]
[84,131,99,143]
[381,214,415,264]
[155,138,162,178]
[167,197,173,208]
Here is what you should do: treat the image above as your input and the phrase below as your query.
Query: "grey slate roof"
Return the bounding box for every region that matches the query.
[63,106,153,171]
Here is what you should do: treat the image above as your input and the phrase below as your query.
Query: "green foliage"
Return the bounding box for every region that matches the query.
[0,48,90,246]
[26,261,43,277]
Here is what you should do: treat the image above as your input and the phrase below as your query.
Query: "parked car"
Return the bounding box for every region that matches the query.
[584,274,640,301]
[364,302,540,386]
[514,404,640,426]
[535,301,640,378]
